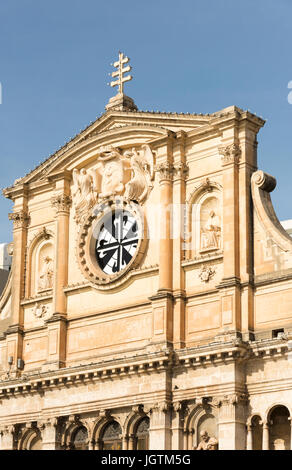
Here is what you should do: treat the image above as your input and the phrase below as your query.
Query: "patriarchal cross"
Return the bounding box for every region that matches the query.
[109,51,133,95]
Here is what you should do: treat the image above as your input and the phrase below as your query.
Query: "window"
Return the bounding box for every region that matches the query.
[135,417,149,450]
[102,421,122,450]
[72,426,89,450]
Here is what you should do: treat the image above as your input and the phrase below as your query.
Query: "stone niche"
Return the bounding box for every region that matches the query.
[28,239,54,297]
[188,184,222,258]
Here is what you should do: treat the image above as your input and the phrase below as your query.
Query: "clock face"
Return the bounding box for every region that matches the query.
[96,210,139,275]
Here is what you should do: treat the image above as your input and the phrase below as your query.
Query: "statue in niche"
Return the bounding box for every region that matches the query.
[39,256,54,290]
[196,430,218,450]
[72,168,99,224]
[124,144,154,203]
[201,210,221,250]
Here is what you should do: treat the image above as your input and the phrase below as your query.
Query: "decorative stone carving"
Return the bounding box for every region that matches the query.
[199,265,216,283]
[219,143,241,165]
[97,146,130,198]
[38,417,58,430]
[124,144,154,203]
[173,162,189,181]
[51,193,72,213]
[8,210,30,229]
[33,303,48,319]
[38,256,53,290]
[71,145,155,224]
[72,168,99,224]
[155,162,174,182]
[200,210,221,250]
[196,430,218,450]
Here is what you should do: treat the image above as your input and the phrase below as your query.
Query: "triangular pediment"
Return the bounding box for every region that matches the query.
[4,108,213,193]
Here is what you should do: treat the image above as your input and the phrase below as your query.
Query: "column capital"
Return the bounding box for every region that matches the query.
[0,424,15,435]
[173,162,189,181]
[38,417,58,430]
[51,193,72,214]
[151,401,172,413]
[8,210,30,229]
[219,392,249,406]
[219,143,241,166]
[155,162,174,183]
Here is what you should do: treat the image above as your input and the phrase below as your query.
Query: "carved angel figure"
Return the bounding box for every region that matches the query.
[124,144,154,203]
[72,168,99,223]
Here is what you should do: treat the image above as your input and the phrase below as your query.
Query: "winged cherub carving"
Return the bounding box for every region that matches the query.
[123,144,154,203]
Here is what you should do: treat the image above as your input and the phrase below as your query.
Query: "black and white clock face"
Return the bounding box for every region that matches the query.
[96,210,139,275]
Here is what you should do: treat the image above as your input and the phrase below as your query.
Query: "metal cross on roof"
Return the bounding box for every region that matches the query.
[109,51,133,95]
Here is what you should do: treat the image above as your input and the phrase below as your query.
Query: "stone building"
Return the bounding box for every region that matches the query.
[0,54,292,450]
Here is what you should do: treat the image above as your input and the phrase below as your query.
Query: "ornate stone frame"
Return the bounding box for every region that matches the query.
[76,197,148,288]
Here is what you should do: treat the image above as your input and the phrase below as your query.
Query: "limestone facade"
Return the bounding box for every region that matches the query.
[0,94,292,450]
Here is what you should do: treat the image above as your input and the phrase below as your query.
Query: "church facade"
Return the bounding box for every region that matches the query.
[0,56,292,450]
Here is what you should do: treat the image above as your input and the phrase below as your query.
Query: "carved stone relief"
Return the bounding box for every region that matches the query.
[200,198,221,251]
[72,144,155,225]
[38,256,53,291]
[37,243,54,293]
[199,265,216,283]
[33,303,48,319]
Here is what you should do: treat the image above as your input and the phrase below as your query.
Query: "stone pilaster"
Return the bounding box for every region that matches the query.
[217,393,248,450]
[172,401,186,450]
[149,402,172,450]
[44,177,71,371]
[246,423,252,450]
[217,142,242,335]
[51,192,71,315]
[39,418,59,450]
[156,161,174,293]
[6,196,29,373]
[0,425,15,450]
[172,132,188,348]
[262,421,269,450]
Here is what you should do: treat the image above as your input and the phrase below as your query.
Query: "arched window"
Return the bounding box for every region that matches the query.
[269,406,291,450]
[135,417,149,450]
[101,421,122,450]
[251,415,263,450]
[72,426,89,450]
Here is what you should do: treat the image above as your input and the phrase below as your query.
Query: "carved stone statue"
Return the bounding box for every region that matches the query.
[39,256,53,290]
[201,210,221,250]
[196,430,218,450]
[72,168,98,224]
[72,145,155,224]
[124,144,154,203]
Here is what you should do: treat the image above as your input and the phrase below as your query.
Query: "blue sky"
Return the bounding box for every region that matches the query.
[0,0,291,242]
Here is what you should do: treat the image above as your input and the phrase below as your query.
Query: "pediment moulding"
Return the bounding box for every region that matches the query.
[2,105,264,197]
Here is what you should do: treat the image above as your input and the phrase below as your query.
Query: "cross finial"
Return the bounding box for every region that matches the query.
[109,51,133,95]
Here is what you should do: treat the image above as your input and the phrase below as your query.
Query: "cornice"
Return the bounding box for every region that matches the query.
[0,349,173,399]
